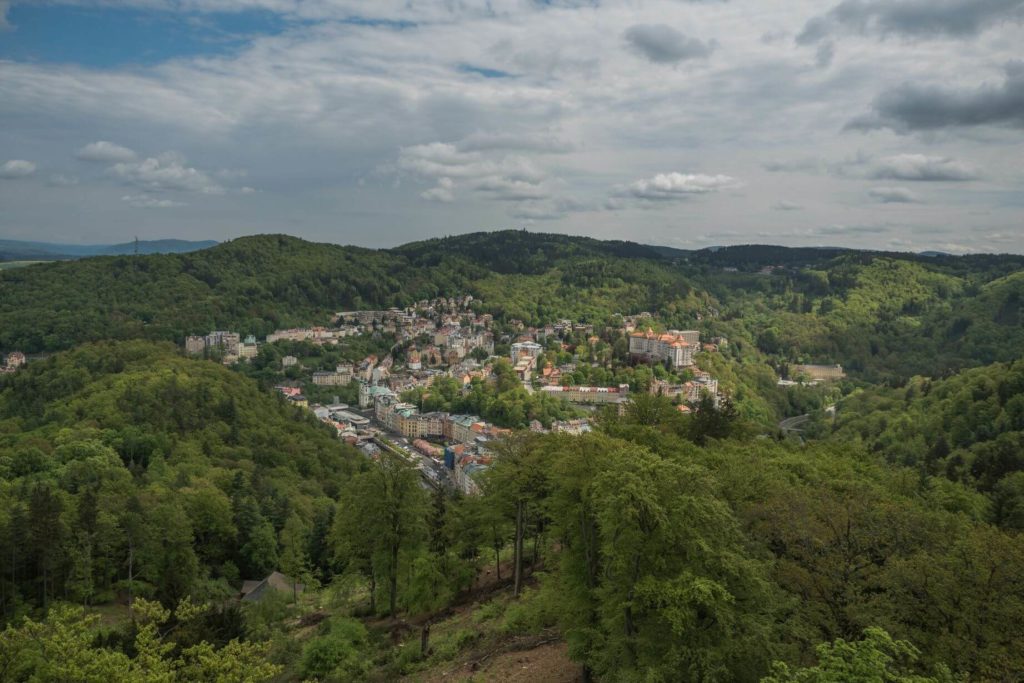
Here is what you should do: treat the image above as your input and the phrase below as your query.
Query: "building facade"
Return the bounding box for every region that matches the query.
[628,329,696,368]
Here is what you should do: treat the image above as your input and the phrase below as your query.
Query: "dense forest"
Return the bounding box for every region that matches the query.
[1,231,1022,681]
[0,342,360,614]
[829,359,1024,527]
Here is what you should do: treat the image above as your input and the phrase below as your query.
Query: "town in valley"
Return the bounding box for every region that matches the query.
[171,294,843,494]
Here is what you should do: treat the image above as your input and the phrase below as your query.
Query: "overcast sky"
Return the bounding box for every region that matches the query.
[1,0,1022,253]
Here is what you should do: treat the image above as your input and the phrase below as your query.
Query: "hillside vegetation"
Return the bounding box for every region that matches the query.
[0,341,359,613]
[0,231,1023,681]
[2,232,1021,387]
[830,359,1024,526]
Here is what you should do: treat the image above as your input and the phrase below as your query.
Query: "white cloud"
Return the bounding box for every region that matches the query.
[77,140,137,163]
[868,186,920,203]
[48,173,80,186]
[421,177,455,202]
[109,152,225,194]
[510,197,586,221]
[397,140,553,210]
[456,131,574,154]
[0,0,1020,252]
[121,194,185,208]
[868,154,980,182]
[0,159,36,178]
[625,172,741,201]
[471,176,550,201]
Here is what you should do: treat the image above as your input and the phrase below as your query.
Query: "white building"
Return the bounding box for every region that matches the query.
[511,341,543,361]
[628,329,696,368]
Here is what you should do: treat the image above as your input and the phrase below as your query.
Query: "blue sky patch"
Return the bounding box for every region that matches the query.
[457,64,514,79]
[0,5,292,67]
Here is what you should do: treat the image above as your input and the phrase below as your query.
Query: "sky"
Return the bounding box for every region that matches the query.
[1,0,1022,254]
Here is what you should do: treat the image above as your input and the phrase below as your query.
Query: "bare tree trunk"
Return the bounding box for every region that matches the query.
[389,541,399,616]
[127,541,134,618]
[513,501,525,597]
[369,572,376,614]
[420,622,431,657]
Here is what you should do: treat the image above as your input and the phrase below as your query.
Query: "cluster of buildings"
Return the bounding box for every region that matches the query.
[649,370,721,406]
[510,340,544,381]
[184,299,735,494]
[0,351,26,374]
[539,384,631,412]
[628,328,699,368]
[266,326,360,344]
[312,363,355,386]
[529,418,594,435]
[370,386,510,443]
[185,331,259,363]
[354,379,515,495]
[336,295,490,341]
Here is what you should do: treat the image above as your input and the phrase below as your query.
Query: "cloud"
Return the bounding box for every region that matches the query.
[420,177,455,203]
[0,0,9,30]
[772,201,804,211]
[48,173,79,187]
[397,143,543,183]
[77,140,137,163]
[456,131,574,154]
[797,0,1024,44]
[510,197,586,221]
[109,152,225,194]
[471,176,550,201]
[626,172,740,200]
[121,194,185,208]
[0,0,1020,253]
[763,158,826,173]
[867,154,979,181]
[868,186,920,203]
[397,141,552,208]
[817,223,890,235]
[0,159,36,178]
[623,24,715,64]
[848,62,1024,132]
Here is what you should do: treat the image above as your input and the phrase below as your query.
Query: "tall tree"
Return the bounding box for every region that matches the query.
[485,432,548,597]
[279,514,310,603]
[332,455,426,616]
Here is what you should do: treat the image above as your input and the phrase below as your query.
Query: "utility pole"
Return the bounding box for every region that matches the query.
[133,235,139,256]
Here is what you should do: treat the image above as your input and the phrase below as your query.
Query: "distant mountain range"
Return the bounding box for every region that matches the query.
[0,238,218,261]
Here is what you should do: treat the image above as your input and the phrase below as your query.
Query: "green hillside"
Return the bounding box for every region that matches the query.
[3,231,1021,388]
[0,340,360,612]
[829,358,1024,525]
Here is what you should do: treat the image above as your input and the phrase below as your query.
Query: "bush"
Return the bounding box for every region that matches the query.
[502,583,560,635]
[300,617,370,681]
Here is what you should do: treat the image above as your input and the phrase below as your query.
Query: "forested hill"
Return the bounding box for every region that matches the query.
[0,231,1021,383]
[393,230,669,271]
[0,232,696,353]
[0,340,360,610]
[829,358,1024,526]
